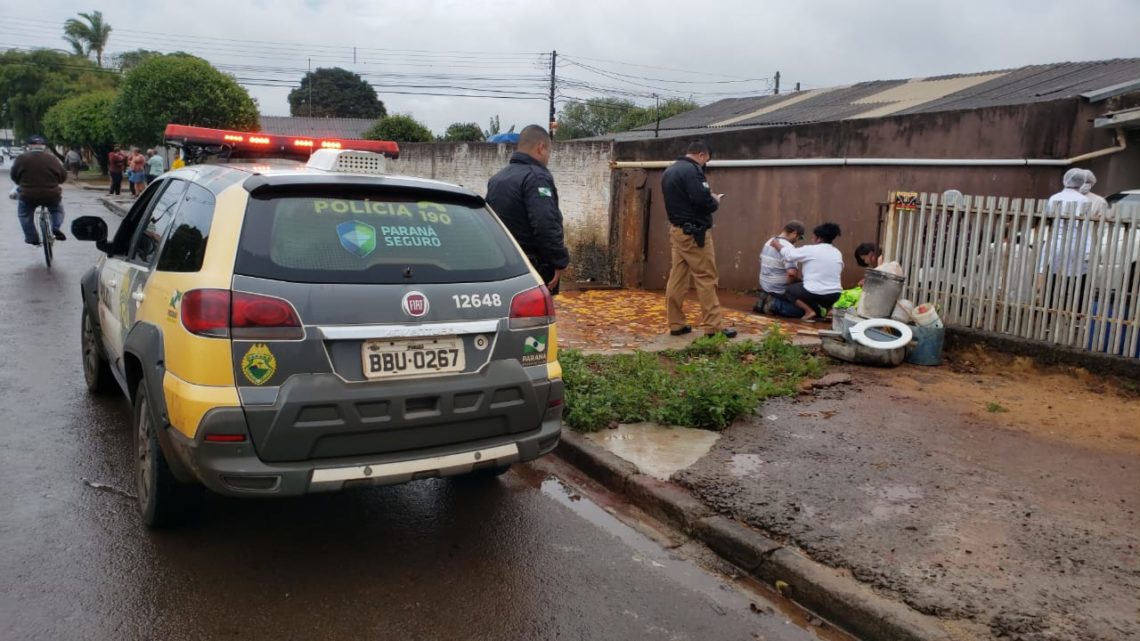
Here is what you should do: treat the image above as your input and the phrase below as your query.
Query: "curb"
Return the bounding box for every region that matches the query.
[555,432,951,641]
[98,197,128,217]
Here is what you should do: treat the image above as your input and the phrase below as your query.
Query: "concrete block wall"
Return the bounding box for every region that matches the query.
[390,141,615,282]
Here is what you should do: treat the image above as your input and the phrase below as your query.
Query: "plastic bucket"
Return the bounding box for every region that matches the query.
[862,269,905,318]
[910,303,943,328]
[831,307,848,333]
[905,325,945,366]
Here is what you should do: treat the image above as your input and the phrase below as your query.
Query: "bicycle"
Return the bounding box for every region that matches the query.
[37,205,54,268]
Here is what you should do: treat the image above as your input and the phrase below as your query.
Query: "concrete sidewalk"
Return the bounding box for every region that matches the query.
[554,289,1140,641]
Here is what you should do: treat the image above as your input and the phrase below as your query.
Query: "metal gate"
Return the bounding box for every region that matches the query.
[883,192,1140,358]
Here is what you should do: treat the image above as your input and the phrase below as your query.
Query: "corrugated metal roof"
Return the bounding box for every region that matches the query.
[608,58,1140,141]
[258,116,377,139]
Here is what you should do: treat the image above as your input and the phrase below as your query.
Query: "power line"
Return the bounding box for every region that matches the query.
[2,14,789,118]
[2,15,545,60]
[561,56,771,86]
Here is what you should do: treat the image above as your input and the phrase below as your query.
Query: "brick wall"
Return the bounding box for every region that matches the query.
[390,141,615,282]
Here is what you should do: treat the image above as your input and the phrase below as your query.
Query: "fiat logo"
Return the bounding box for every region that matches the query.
[402,292,429,318]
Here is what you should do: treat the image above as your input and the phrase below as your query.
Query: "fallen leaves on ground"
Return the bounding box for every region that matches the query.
[556,289,791,351]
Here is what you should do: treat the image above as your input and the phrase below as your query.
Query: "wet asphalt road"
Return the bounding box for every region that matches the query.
[0,177,835,641]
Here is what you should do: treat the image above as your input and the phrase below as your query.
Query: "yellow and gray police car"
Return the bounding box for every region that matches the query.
[72,131,563,527]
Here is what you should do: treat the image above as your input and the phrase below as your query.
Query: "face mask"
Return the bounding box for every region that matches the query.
[1079,184,1092,195]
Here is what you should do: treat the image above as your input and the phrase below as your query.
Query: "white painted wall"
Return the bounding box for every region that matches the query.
[390,141,614,250]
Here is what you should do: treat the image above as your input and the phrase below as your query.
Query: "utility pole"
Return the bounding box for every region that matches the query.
[353,47,357,65]
[548,50,558,135]
[308,57,313,118]
[654,94,661,138]
[774,71,780,95]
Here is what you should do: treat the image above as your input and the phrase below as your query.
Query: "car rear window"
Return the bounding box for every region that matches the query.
[234,193,529,284]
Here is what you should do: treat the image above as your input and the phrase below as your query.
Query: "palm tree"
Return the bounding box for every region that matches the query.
[63,11,112,68]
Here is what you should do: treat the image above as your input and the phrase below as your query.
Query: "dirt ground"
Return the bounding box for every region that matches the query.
[556,288,1140,641]
[675,356,1140,641]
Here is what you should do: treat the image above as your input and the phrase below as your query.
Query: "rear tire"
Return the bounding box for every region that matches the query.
[134,382,203,528]
[81,308,116,395]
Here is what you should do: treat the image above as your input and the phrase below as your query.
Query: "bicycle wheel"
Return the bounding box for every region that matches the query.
[38,209,53,268]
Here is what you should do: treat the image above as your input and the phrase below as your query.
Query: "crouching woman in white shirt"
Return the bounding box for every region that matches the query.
[768,223,844,322]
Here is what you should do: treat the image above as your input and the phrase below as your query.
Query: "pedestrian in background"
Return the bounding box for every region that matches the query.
[485,124,570,294]
[147,148,165,184]
[662,140,736,338]
[65,148,82,180]
[1038,168,1091,303]
[128,148,147,197]
[107,144,125,195]
[768,223,844,322]
[1080,169,1108,219]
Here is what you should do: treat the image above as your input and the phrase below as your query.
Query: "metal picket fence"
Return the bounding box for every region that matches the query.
[883,192,1140,358]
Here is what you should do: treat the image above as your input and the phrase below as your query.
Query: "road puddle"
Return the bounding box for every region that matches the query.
[584,422,720,480]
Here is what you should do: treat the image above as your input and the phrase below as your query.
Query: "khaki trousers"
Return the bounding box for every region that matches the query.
[666,226,723,334]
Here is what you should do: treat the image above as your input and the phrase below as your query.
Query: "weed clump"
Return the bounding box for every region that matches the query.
[561,327,824,432]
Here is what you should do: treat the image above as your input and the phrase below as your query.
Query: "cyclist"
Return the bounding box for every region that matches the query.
[9,135,67,246]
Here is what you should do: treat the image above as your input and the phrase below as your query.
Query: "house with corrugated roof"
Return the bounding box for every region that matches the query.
[602,58,1140,290]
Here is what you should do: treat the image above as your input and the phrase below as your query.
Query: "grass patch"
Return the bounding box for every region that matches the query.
[985,401,1009,413]
[561,327,824,432]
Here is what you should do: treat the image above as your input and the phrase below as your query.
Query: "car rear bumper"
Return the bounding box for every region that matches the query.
[167,399,562,497]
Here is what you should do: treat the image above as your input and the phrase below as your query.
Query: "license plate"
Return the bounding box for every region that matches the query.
[362,336,465,379]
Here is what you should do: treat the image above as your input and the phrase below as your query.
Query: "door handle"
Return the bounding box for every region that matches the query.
[132,291,146,303]
[107,280,118,288]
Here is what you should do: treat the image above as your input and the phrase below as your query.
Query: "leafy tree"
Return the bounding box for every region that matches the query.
[112,48,162,72]
[485,114,501,137]
[113,54,259,146]
[0,49,118,140]
[555,97,700,139]
[617,98,699,132]
[288,67,386,119]
[42,90,117,173]
[63,11,113,68]
[442,121,484,142]
[555,97,638,140]
[363,114,433,143]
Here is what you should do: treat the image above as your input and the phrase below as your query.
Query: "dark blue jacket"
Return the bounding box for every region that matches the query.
[486,152,570,271]
[661,156,719,228]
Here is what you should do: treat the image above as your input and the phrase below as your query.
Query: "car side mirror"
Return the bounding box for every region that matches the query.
[71,216,110,253]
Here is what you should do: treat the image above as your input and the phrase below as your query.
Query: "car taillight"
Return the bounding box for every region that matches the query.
[180,289,303,340]
[231,291,303,340]
[181,289,231,337]
[509,285,554,329]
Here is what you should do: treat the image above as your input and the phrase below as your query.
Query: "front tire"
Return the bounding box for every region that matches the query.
[81,308,116,395]
[134,382,203,528]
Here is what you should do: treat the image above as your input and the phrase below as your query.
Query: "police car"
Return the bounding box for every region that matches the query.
[71,126,563,527]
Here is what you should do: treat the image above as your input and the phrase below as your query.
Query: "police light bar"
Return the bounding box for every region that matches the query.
[163,124,399,159]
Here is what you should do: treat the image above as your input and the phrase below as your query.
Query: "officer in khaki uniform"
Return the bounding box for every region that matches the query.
[661,141,737,338]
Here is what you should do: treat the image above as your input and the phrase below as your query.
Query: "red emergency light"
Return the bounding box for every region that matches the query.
[163,124,399,159]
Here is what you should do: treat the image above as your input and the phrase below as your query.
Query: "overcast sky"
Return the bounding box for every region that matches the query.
[2,0,1138,134]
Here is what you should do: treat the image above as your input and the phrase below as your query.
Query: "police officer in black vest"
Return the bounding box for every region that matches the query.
[486,125,570,294]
